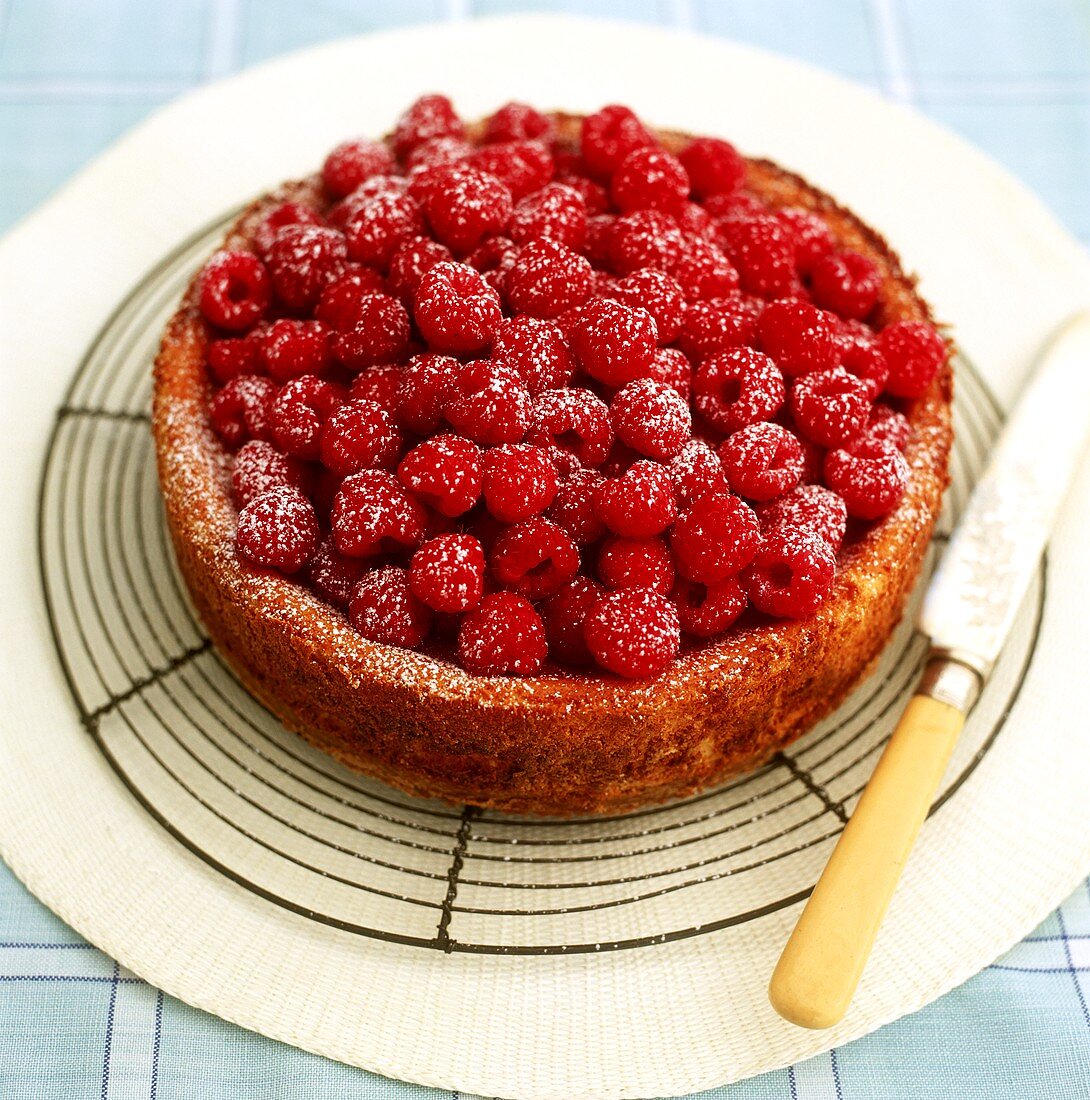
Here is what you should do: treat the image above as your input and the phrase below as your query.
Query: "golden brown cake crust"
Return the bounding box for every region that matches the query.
[152,115,953,816]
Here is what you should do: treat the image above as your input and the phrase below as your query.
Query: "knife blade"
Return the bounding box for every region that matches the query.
[920,309,1090,676]
[770,309,1090,1030]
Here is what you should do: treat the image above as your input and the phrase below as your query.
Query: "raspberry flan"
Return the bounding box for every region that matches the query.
[153,97,953,816]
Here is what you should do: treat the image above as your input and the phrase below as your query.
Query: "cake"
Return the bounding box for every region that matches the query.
[153,97,953,817]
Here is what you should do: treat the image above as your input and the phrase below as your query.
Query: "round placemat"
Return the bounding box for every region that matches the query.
[3,16,1090,1099]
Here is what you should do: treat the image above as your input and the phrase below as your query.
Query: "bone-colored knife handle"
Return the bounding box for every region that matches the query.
[768,657,980,1029]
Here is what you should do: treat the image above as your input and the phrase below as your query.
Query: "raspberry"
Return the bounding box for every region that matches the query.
[348,363,403,413]
[457,592,547,675]
[677,294,762,362]
[809,250,881,320]
[790,367,872,447]
[231,439,308,506]
[467,233,518,275]
[743,529,836,618]
[409,534,485,613]
[670,492,761,583]
[343,193,425,269]
[824,438,909,519]
[862,402,912,451]
[319,399,403,476]
[397,434,482,517]
[610,378,691,461]
[198,250,270,332]
[209,374,277,449]
[331,175,409,230]
[482,443,558,522]
[504,238,593,319]
[490,517,579,599]
[491,316,575,395]
[581,105,655,178]
[718,214,798,299]
[330,292,412,370]
[609,209,686,275]
[444,360,532,446]
[598,536,675,594]
[611,146,690,213]
[584,588,680,679]
[672,200,716,242]
[569,298,657,386]
[559,173,610,216]
[673,576,747,638]
[718,422,804,501]
[583,214,617,266]
[509,182,587,250]
[467,140,554,201]
[314,266,390,329]
[704,191,766,221]
[678,136,746,199]
[422,164,513,253]
[594,460,678,537]
[236,486,319,574]
[267,226,347,311]
[484,101,554,144]
[350,566,432,647]
[257,318,331,382]
[541,442,585,480]
[878,320,946,399]
[470,238,518,298]
[206,333,260,384]
[331,470,426,557]
[670,237,740,301]
[307,539,366,607]
[414,261,502,353]
[397,353,461,433]
[648,348,693,401]
[757,299,840,377]
[386,236,453,304]
[542,577,603,665]
[837,318,890,394]
[322,138,397,199]
[757,483,848,551]
[776,207,835,274]
[612,269,685,344]
[668,440,731,507]
[253,202,324,259]
[405,134,472,172]
[547,468,607,543]
[269,375,344,460]
[392,94,464,159]
[693,348,785,434]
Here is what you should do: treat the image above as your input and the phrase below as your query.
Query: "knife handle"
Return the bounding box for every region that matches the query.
[769,657,980,1029]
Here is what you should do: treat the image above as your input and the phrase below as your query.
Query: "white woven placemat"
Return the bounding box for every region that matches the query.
[2,16,1090,1100]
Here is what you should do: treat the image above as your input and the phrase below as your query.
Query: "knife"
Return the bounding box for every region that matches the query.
[768,309,1090,1030]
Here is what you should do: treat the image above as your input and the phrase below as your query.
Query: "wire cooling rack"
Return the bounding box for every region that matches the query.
[37,213,1044,955]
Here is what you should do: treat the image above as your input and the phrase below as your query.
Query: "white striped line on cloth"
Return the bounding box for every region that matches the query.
[789,1050,844,1100]
[0,78,189,100]
[868,0,915,104]
[102,973,164,1100]
[204,0,243,81]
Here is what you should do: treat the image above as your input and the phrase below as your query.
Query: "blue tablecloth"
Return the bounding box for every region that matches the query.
[3,2,1090,1097]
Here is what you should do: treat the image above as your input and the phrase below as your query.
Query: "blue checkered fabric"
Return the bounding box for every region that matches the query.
[3,2,1090,1096]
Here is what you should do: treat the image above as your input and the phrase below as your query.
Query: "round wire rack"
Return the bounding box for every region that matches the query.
[38,212,1044,955]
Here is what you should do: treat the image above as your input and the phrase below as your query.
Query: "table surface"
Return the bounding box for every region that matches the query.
[3,2,1090,1097]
